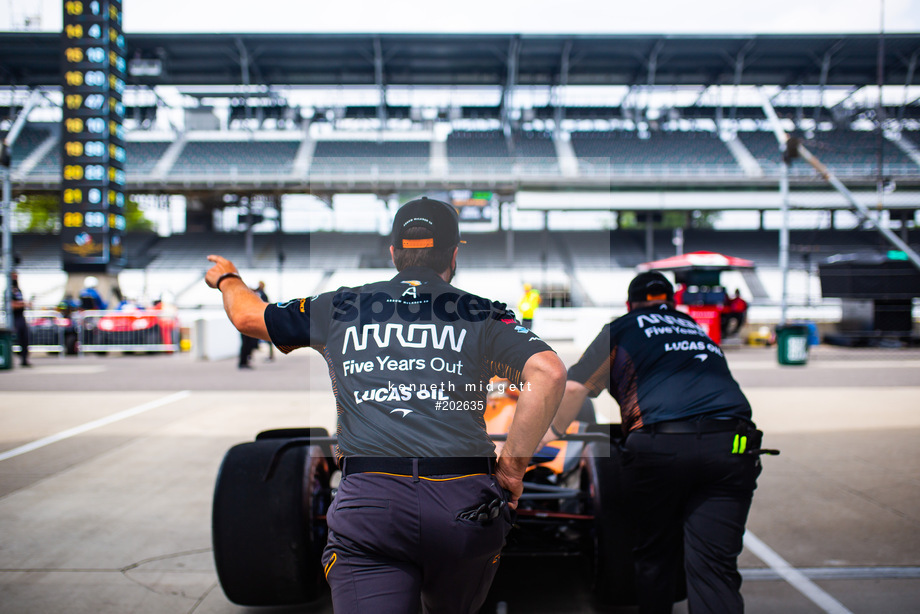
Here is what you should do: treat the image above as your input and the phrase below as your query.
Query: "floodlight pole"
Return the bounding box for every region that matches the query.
[760,90,792,326]
[778,158,790,327]
[2,89,44,327]
[1,161,10,328]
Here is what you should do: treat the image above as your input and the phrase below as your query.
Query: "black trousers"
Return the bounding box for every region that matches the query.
[622,427,761,614]
[238,333,258,367]
[323,471,512,614]
[13,316,29,365]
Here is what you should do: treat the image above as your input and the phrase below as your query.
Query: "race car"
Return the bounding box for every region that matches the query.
[79,308,179,351]
[211,383,685,608]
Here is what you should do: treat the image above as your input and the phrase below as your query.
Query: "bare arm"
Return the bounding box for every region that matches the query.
[495,350,566,509]
[205,255,269,341]
[540,380,590,447]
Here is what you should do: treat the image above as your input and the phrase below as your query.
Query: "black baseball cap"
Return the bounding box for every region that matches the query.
[627,271,674,303]
[391,197,462,249]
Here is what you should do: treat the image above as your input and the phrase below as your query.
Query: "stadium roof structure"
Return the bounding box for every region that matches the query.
[2,32,920,199]
[2,32,920,88]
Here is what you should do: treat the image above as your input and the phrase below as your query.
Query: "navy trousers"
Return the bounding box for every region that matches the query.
[622,428,762,614]
[322,471,512,614]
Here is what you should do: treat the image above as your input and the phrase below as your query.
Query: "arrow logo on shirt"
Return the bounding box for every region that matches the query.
[390,408,414,417]
[694,354,708,361]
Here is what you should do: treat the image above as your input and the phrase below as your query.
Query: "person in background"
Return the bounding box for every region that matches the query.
[544,272,764,614]
[673,282,686,306]
[79,276,108,310]
[10,271,30,367]
[721,289,748,338]
[254,281,272,361]
[238,328,259,370]
[518,283,541,330]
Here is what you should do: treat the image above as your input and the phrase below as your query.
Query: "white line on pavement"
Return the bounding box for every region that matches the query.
[744,530,854,614]
[0,391,192,462]
[743,566,920,580]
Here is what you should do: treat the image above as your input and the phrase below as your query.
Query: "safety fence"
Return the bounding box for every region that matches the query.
[23,309,181,355]
[23,310,70,355]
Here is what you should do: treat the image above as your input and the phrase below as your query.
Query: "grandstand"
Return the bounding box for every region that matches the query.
[10,123,920,186]
[2,32,920,336]
[570,130,744,177]
[310,140,430,176]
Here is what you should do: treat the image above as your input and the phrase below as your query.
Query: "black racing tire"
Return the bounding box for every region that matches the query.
[212,437,332,606]
[256,427,335,462]
[582,434,688,607]
[581,437,637,606]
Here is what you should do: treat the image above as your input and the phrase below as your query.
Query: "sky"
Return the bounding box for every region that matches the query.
[4,0,920,33]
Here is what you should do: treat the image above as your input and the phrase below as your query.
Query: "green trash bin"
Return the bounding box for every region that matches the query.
[776,324,809,366]
[0,328,12,371]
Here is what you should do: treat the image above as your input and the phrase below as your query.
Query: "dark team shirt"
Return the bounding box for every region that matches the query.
[567,303,752,433]
[264,266,554,459]
[11,285,25,319]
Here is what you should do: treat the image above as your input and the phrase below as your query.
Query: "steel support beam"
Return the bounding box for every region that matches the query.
[501,36,520,139]
[234,37,252,123]
[898,50,918,123]
[374,37,387,129]
[729,40,755,124]
[553,40,572,133]
[762,88,920,274]
[813,42,843,125]
[643,40,664,117]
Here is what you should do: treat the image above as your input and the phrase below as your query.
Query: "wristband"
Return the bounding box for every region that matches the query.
[550,423,565,439]
[216,272,242,291]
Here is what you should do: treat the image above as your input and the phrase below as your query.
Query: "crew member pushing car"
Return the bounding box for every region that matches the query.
[544,271,764,614]
[206,197,565,614]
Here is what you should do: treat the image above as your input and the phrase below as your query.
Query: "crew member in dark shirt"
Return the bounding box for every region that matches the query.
[10,271,30,367]
[545,271,763,614]
[206,197,565,614]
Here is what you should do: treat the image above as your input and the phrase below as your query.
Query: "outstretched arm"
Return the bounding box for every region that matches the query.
[540,380,590,447]
[205,255,269,341]
[495,350,566,509]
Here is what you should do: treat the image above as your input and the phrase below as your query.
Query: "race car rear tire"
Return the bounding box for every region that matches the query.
[212,437,332,606]
[581,438,637,606]
[582,436,687,607]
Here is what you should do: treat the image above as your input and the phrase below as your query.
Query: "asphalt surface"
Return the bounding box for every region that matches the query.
[1,342,919,613]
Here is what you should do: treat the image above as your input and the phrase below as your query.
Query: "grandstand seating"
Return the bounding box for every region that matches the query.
[570,130,743,176]
[737,131,806,176]
[445,130,561,175]
[28,143,60,180]
[9,233,62,270]
[14,228,915,273]
[739,130,918,178]
[447,130,514,174]
[126,141,173,176]
[309,140,430,175]
[6,124,919,184]
[512,130,559,174]
[801,130,917,176]
[10,228,919,312]
[8,124,55,171]
[170,140,300,176]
